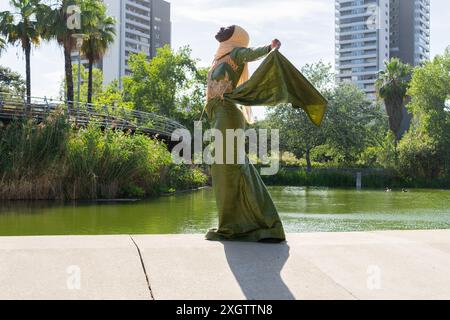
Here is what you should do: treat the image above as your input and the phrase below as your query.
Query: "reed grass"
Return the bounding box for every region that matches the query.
[0,113,208,200]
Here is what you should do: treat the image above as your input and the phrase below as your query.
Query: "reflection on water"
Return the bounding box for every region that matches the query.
[273,186,450,233]
[0,186,450,236]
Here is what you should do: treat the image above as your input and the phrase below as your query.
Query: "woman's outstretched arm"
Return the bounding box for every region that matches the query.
[233,39,281,64]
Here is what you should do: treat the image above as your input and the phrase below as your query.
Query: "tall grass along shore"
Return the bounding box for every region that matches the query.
[0,112,207,200]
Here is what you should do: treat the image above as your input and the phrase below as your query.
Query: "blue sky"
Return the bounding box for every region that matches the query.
[0,0,448,119]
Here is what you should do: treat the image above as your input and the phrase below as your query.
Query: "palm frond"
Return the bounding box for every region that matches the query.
[375,57,413,139]
[80,1,116,64]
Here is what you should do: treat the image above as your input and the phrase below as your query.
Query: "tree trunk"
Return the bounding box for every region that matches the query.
[87,58,93,104]
[24,42,31,107]
[64,40,74,109]
[305,143,312,172]
[385,94,404,141]
[393,138,399,166]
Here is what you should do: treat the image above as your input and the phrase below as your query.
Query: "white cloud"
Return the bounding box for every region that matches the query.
[170,0,335,69]
[1,0,448,104]
[172,0,329,26]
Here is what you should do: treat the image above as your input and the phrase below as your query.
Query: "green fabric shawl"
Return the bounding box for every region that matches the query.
[223,49,328,127]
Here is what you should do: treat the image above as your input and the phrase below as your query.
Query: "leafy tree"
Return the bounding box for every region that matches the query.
[0,65,25,95]
[0,0,41,104]
[400,47,450,177]
[60,63,103,104]
[123,45,202,119]
[324,83,383,164]
[267,105,324,171]
[94,80,133,109]
[79,0,115,104]
[175,66,208,131]
[265,61,333,171]
[375,58,412,141]
[60,65,134,111]
[266,61,387,169]
[299,61,335,94]
[398,131,440,179]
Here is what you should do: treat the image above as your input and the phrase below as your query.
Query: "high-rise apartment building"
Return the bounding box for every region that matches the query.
[335,0,430,100]
[102,0,171,86]
[389,0,430,66]
[72,0,171,87]
[335,0,390,100]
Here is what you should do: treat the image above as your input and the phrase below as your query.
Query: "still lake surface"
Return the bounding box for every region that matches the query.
[0,187,449,236]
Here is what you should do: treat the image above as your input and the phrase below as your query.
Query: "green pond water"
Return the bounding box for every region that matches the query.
[0,186,449,236]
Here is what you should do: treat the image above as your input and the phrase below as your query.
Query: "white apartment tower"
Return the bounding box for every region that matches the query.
[335,0,430,100]
[335,0,390,100]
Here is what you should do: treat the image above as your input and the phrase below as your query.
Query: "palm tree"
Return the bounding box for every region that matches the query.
[36,0,77,105]
[80,0,115,104]
[375,58,412,141]
[0,0,41,105]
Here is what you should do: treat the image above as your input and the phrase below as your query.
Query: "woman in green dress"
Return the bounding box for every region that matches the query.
[204,25,287,243]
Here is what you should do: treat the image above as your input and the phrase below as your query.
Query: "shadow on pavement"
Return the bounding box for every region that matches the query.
[222,241,294,300]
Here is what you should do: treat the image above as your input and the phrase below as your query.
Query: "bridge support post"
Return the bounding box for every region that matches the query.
[356,172,362,190]
[44,97,50,117]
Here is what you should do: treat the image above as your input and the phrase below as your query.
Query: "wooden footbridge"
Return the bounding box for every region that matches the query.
[0,92,187,144]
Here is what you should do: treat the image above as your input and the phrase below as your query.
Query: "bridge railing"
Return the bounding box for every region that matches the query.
[0,92,186,138]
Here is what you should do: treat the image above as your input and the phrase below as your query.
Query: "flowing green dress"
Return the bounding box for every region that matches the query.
[204,46,327,242]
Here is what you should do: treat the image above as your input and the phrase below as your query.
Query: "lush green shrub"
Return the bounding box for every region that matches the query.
[358,146,383,168]
[280,152,302,166]
[397,131,442,180]
[260,167,415,189]
[65,123,172,199]
[310,144,344,165]
[261,168,354,188]
[0,114,208,200]
[161,163,208,193]
[0,110,69,177]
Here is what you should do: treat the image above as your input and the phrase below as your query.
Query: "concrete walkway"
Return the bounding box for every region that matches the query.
[0,230,449,300]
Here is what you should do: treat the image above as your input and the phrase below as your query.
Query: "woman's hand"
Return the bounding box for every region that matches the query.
[271,39,281,50]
